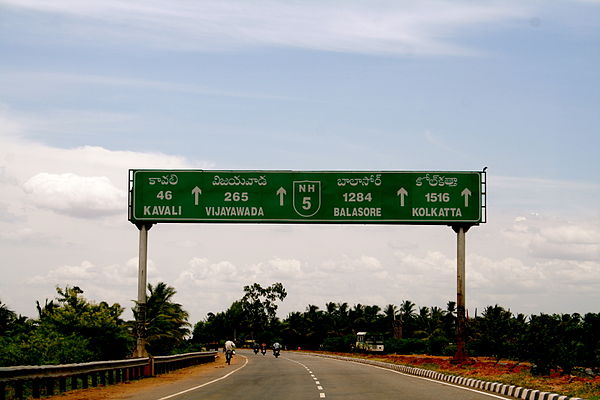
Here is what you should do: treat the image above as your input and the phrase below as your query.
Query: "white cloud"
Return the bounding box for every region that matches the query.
[470,255,546,292]
[491,175,600,214]
[0,109,213,223]
[1,112,599,321]
[29,260,97,285]
[178,258,240,284]
[0,227,43,242]
[2,0,528,56]
[23,173,125,218]
[539,225,600,245]
[103,258,159,286]
[250,258,305,280]
[502,214,600,261]
[543,259,600,292]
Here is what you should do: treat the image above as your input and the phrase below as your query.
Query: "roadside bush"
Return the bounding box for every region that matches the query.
[426,331,450,356]
[322,334,355,352]
[581,313,600,369]
[384,338,427,354]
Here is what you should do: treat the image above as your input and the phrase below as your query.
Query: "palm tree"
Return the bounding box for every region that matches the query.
[415,306,431,338]
[384,304,401,338]
[399,300,416,337]
[136,282,191,355]
[336,302,350,335]
[0,300,17,334]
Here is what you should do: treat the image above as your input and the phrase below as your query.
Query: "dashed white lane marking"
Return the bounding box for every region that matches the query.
[285,357,327,399]
[155,355,249,400]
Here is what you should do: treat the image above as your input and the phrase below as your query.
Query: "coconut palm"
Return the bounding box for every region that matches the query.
[136,282,191,355]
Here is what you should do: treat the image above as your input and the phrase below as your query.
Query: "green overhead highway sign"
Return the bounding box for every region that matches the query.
[128,170,486,225]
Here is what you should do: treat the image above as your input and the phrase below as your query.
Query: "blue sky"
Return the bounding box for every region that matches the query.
[0,0,599,323]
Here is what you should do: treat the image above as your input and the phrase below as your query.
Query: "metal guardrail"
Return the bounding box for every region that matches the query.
[0,351,217,400]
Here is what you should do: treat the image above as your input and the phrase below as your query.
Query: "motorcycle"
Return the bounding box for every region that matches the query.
[261,346,267,355]
[253,346,259,354]
[225,349,233,365]
[273,348,280,358]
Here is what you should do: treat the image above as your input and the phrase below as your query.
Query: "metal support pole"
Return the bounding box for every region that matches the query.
[452,224,471,363]
[133,223,152,358]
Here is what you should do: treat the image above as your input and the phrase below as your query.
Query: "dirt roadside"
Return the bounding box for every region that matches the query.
[44,354,241,400]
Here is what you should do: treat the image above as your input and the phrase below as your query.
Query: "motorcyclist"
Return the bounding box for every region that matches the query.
[224,339,236,364]
[260,342,267,355]
[224,339,236,353]
[272,341,281,357]
[253,342,260,354]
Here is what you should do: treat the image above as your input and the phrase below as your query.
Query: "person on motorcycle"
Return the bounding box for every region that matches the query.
[253,342,260,354]
[224,339,236,364]
[224,339,236,353]
[272,341,281,357]
[260,342,267,355]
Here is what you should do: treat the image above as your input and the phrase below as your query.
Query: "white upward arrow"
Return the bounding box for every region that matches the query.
[397,188,408,207]
[192,186,202,206]
[461,188,472,207]
[277,187,287,206]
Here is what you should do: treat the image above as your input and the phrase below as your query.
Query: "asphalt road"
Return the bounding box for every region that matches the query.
[126,350,511,400]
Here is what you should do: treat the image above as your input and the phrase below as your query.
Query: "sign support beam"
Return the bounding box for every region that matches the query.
[133,223,153,358]
[452,224,471,363]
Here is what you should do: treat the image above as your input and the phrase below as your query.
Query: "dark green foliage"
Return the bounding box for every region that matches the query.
[322,334,355,352]
[581,313,600,368]
[3,287,599,377]
[241,282,287,339]
[0,330,93,366]
[384,338,427,354]
[0,288,132,366]
[190,282,287,349]
[41,287,132,361]
[471,305,515,361]
[0,300,18,335]
[134,282,191,355]
[525,313,587,375]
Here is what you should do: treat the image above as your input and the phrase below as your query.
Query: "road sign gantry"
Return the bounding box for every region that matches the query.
[128,170,485,225]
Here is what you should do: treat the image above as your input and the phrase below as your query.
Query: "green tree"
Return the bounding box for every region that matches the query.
[524,313,585,375]
[0,300,17,335]
[472,305,515,362]
[1,287,131,366]
[241,282,287,339]
[384,304,399,337]
[137,282,191,355]
[443,301,456,341]
[581,312,600,368]
[281,311,307,349]
[41,286,132,361]
[399,300,417,338]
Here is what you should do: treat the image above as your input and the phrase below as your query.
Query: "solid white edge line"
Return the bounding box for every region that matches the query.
[155,355,249,400]
[322,357,511,400]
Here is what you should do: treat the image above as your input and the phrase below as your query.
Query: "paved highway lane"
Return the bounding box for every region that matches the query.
[126,350,511,400]
[288,353,510,400]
